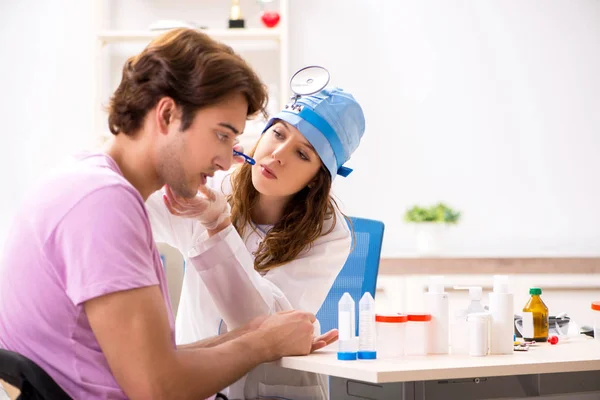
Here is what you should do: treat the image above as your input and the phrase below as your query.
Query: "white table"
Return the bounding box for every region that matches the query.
[276,336,600,399]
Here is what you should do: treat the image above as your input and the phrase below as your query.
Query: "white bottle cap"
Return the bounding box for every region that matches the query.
[467,312,490,322]
[469,286,482,301]
[359,292,375,310]
[428,275,445,294]
[339,292,354,310]
[493,275,510,293]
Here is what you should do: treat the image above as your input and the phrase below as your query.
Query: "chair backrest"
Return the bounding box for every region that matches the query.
[316,217,385,335]
[157,242,185,319]
[0,349,70,400]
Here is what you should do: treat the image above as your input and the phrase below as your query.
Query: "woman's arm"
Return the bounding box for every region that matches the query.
[187,211,352,330]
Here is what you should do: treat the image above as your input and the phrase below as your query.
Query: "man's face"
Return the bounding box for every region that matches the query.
[157,93,248,198]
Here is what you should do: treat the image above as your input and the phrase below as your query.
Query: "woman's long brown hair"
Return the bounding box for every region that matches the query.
[228,144,347,272]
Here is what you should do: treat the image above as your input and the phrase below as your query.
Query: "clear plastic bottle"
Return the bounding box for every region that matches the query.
[338,292,357,360]
[522,287,549,342]
[451,286,485,355]
[358,292,377,359]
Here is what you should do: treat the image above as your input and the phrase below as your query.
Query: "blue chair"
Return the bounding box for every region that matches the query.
[316,217,385,335]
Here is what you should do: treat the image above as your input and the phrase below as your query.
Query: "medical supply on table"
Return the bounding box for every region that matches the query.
[513,342,530,351]
[338,292,358,360]
[548,335,559,345]
[522,288,549,342]
[424,276,449,354]
[515,314,571,339]
[375,314,407,359]
[592,302,600,341]
[405,313,431,356]
[232,149,255,165]
[467,312,490,357]
[450,286,485,355]
[454,286,486,314]
[358,292,377,359]
[489,275,514,355]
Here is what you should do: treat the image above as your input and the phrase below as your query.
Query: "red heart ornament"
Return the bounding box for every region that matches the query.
[261,11,280,28]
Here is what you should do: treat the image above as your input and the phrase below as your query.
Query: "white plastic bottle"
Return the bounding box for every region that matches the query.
[450,286,485,355]
[424,276,449,354]
[489,275,514,354]
[467,312,491,357]
[358,292,377,359]
[338,292,357,360]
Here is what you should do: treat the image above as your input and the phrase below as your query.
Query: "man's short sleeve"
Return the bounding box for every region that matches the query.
[51,184,159,306]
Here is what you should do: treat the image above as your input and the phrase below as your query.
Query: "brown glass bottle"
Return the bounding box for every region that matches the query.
[522,288,549,342]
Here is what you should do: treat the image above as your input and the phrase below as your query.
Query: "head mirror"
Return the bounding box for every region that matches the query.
[289,66,330,97]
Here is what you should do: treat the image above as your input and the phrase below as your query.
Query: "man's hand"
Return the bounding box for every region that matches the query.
[254,311,317,361]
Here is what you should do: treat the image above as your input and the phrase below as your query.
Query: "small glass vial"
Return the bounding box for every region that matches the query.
[358,292,377,359]
[467,312,490,357]
[522,287,549,342]
[338,292,357,360]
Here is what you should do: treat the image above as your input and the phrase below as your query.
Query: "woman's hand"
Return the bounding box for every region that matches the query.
[163,184,230,230]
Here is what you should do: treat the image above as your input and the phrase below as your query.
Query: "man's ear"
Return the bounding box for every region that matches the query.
[156,97,176,134]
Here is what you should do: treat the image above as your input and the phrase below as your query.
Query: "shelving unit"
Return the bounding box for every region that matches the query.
[93,1,289,148]
[97,28,283,43]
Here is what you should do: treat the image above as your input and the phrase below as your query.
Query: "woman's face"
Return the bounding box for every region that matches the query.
[251,120,322,198]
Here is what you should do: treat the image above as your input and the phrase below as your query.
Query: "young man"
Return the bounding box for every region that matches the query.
[0,28,334,400]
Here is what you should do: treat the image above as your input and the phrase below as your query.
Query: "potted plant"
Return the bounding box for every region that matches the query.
[404,203,461,255]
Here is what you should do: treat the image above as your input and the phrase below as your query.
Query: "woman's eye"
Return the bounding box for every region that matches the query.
[298,151,309,161]
[273,129,283,139]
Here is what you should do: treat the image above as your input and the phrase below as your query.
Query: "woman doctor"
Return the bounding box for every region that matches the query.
[146,83,366,399]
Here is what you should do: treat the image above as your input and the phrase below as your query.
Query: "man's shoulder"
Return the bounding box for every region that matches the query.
[39,152,139,203]
[21,153,145,231]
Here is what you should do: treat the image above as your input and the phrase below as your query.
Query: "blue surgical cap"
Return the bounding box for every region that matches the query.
[262,87,366,180]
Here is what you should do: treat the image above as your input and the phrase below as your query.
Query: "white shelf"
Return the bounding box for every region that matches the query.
[98,29,282,44]
[94,0,290,138]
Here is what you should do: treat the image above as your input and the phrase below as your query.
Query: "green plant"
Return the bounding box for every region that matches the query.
[404,203,461,225]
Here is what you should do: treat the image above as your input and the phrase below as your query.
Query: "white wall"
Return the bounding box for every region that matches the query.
[287,0,600,256]
[0,0,98,249]
[1,0,599,257]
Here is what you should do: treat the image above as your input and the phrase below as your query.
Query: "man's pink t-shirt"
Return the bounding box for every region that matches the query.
[0,153,175,399]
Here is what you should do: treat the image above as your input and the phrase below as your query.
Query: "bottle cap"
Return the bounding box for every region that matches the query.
[357,351,377,359]
[453,286,483,300]
[337,352,357,360]
[529,288,542,295]
[493,275,509,293]
[407,313,432,322]
[376,314,408,323]
[469,286,482,301]
[428,275,445,294]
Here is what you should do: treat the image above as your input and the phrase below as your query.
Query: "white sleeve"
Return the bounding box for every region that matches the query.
[145,189,203,254]
[186,211,352,330]
[144,172,231,253]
